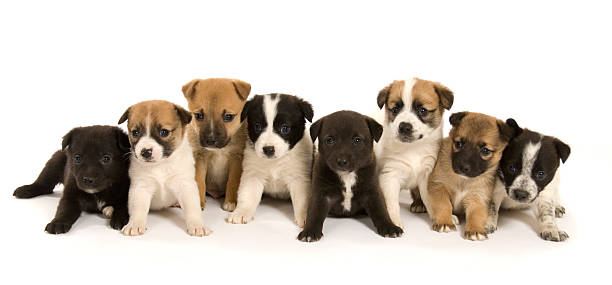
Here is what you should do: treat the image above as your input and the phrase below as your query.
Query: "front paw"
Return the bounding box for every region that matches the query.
[410,201,427,213]
[540,228,569,242]
[110,212,129,230]
[121,220,147,236]
[485,224,497,234]
[14,184,49,199]
[464,230,488,241]
[298,229,323,242]
[45,220,73,234]
[186,222,212,237]
[377,224,403,238]
[555,206,566,218]
[226,210,254,224]
[222,201,237,212]
[294,213,307,228]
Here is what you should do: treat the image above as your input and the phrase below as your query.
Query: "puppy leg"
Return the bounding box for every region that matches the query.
[379,172,403,228]
[463,194,489,241]
[428,182,456,233]
[195,158,208,210]
[534,199,568,242]
[288,179,311,228]
[298,193,331,242]
[172,179,211,237]
[109,204,129,230]
[485,188,504,234]
[45,183,82,234]
[410,188,426,213]
[223,157,243,212]
[555,206,566,218]
[226,176,265,224]
[14,151,66,199]
[363,190,403,238]
[121,183,154,236]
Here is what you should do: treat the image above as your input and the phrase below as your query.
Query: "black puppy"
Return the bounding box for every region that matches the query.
[13,126,131,234]
[298,111,403,242]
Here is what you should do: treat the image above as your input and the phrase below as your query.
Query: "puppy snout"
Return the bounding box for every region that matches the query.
[336,158,348,168]
[263,146,275,157]
[81,176,95,185]
[398,122,413,135]
[140,148,153,159]
[459,163,471,174]
[512,190,529,201]
[205,136,217,147]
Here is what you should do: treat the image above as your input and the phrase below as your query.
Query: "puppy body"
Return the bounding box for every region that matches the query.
[298,111,403,242]
[119,100,210,236]
[182,78,251,211]
[227,94,314,226]
[375,78,454,227]
[486,122,570,241]
[13,126,131,234]
[426,112,516,241]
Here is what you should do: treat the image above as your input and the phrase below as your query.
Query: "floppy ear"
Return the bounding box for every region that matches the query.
[309,118,322,142]
[114,128,131,152]
[232,79,251,101]
[449,112,467,127]
[377,83,392,109]
[62,128,79,150]
[118,107,130,124]
[553,138,571,163]
[240,99,252,122]
[182,79,200,99]
[365,116,383,143]
[505,118,523,137]
[497,120,517,142]
[175,104,192,126]
[433,82,454,110]
[299,98,314,123]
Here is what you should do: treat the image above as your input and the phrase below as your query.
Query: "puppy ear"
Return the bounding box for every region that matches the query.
[182,79,200,99]
[553,138,571,163]
[114,128,131,153]
[118,107,130,125]
[377,83,392,109]
[240,99,252,122]
[505,118,523,137]
[309,119,322,142]
[299,98,314,123]
[497,120,518,142]
[433,82,454,110]
[365,116,383,143]
[174,104,192,126]
[62,128,79,150]
[449,112,467,127]
[232,79,251,101]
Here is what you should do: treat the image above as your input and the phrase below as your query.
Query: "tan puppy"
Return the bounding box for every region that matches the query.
[424,112,516,241]
[182,78,251,211]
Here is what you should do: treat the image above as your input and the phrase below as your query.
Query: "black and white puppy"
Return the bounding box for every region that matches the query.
[13,126,131,234]
[298,111,403,242]
[486,119,571,241]
[227,94,314,227]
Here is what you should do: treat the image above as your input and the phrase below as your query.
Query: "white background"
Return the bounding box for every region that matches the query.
[1,0,610,284]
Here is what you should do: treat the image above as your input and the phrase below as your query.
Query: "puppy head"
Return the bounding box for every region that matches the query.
[448,112,517,178]
[62,126,131,193]
[182,78,250,149]
[241,93,313,159]
[118,100,192,164]
[498,119,571,203]
[377,78,453,143]
[310,111,382,172]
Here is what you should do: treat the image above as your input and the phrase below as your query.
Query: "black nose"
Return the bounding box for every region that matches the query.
[205,136,217,146]
[460,163,471,174]
[140,148,152,159]
[82,177,95,185]
[513,190,529,201]
[263,146,275,157]
[336,158,348,168]
[398,122,413,135]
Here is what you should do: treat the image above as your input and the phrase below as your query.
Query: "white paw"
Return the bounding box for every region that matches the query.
[485,223,498,234]
[222,201,237,212]
[464,231,488,241]
[432,223,457,233]
[452,215,459,225]
[121,220,147,236]
[294,214,307,228]
[186,222,212,237]
[540,228,569,242]
[409,202,426,213]
[226,211,254,224]
[102,206,114,219]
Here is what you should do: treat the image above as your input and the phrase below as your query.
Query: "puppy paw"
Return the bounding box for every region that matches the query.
[377,224,404,238]
[464,231,488,241]
[432,223,457,233]
[540,229,569,242]
[121,220,147,236]
[171,202,182,208]
[199,200,206,210]
[222,201,237,212]
[409,201,427,213]
[110,212,129,230]
[294,214,307,228]
[297,230,323,242]
[555,206,566,218]
[226,211,254,224]
[102,206,114,219]
[14,184,51,199]
[485,223,498,234]
[186,223,212,237]
[45,220,72,234]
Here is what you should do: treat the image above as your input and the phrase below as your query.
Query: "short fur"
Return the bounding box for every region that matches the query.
[119,100,210,236]
[182,78,251,211]
[425,112,517,241]
[227,94,314,227]
[486,119,571,241]
[375,78,454,227]
[298,111,403,242]
[13,126,131,234]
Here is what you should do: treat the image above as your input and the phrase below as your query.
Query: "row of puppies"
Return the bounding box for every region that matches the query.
[13,77,570,242]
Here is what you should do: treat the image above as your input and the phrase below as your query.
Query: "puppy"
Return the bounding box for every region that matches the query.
[118,100,210,236]
[486,119,571,241]
[13,126,131,234]
[425,112,516,241]
[375,78,454,227]
[298,111,403,242]
[182,78,251,211]
[227,94,314,226]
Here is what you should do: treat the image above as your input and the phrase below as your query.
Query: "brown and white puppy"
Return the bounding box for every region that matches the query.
[118,100,210,236]
[182,78,251,211]
[424,112,517,241]
[375,78,454,228]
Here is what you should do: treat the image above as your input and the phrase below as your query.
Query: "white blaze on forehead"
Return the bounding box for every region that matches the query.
[509,140,542,200]
[264,95,279,130]
[254,95,291,159]
[337,171,357,212]
[400,78,417,112]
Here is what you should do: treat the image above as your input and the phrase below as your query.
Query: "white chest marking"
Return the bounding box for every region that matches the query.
[337,171,357,211]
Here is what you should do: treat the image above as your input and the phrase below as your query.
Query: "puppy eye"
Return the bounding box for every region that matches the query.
[455,141,463,149]
[132,130,139,137]
[160,129,170,137]
[254,122,263,132]
[102,155,111,164]
[481,147,491,155]
[74,154,82,164]
[391,106,400,115]
[326,137,335,145]
[223,114,235,122]
[418,107,428,116]
[353,137,362,145]
[280,125,290,135]
[508,164,518,174]
[195,112,204,121]
[536,171,546,180]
